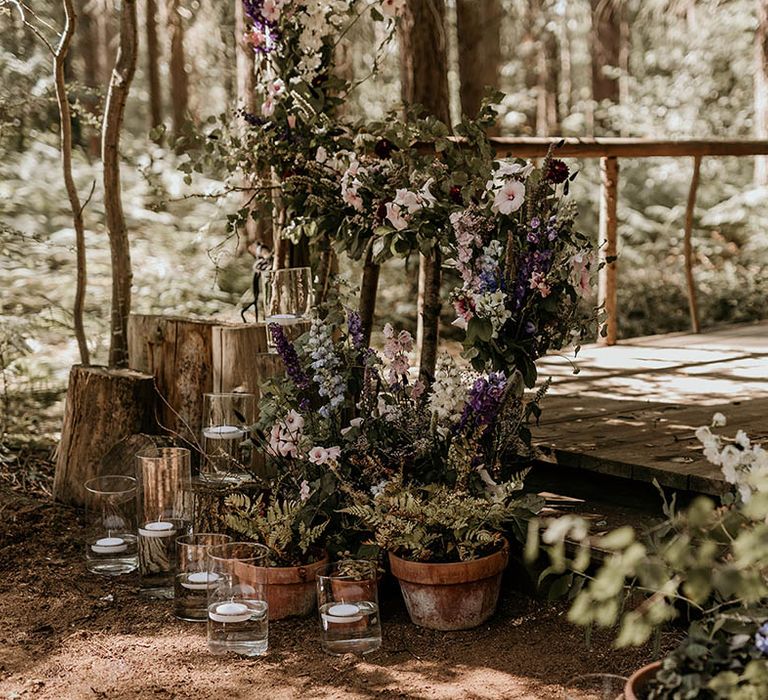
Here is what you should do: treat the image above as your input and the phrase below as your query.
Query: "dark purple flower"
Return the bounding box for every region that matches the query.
[527,229,540,244]
[530,217,540,229]
[374,138,398,159]
[269,323,311,391]
[347,310,365,351]
[756,623,768,655]
[546,158,569,184]
[449,185,463,205]
[459,372,508,429]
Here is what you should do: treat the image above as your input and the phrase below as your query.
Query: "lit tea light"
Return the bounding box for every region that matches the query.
[139,521,176,538]
[91,536,127,554]
[208,602,252,624]
[323,603,362,624]
[181,571,222,590]
[266,313,299,326]
[202,425,245,441]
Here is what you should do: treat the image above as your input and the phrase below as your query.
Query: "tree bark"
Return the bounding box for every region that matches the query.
[54,365,157,506]
[55,0,91,366]
[456,0,501,124]
[76,0,102,156]
[756,0,768,185]
[590,0,621,134]
[359,245,381,347]
[235,0,256,114]
[536,24,560,136]
[398,0,450,384]
[145,0,163,134]
[102,0,138,368]
[166,0,189,141]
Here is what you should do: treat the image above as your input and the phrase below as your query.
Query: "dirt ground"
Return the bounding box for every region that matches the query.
[0,452,665,700]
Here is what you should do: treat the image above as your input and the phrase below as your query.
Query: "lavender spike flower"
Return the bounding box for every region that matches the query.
[347,310,365,351]
[270,323,311,391]
[459,372,508,430]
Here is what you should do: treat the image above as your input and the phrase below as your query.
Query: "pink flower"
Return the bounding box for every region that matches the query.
[570,252,592,297]
[343,187,364,212]
[385,202,408,230]
[492,180,526,215]
[299,480,311,502]
[315,145,328,163]
[246,28,266,49]
[397,330,414,352]
[261,95,275,117]
[308,446,329,465]
[381,0,406,18]
[529,271,551,297]
[268,78,285,97]
[287,115,296,129]
[262,0,282,22]
[394,188,422,214]
[325,446,341,462]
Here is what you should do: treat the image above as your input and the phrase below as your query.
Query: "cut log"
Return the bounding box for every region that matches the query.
[127,315,224,446]
[53,365,157,506]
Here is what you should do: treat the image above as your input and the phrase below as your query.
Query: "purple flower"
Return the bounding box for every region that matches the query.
[756,623,768,655]
[530,217,540,229]
[270,323,311,391]
[459,372,508,429]
[347,310,365,351]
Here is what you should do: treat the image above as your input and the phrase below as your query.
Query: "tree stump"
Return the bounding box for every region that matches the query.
[99,433,175,477]
[127,315,224,446]
[53,365,157,506]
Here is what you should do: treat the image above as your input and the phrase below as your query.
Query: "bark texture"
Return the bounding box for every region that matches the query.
[166,0,189,140]
[456,0,501,122]
[145,0,163,133]
[102,0,138,368]
[53,365,157,506]
[590,0,621,133]
[358,245,381,347]
[55,0,90,365]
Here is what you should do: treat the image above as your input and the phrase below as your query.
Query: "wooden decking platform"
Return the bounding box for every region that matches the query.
[532,321,768,495]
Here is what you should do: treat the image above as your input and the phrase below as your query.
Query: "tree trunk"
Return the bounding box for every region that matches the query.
[235,0,256,114]
[536,26,560,136]
[145,0,163,134]
[456,0,501,124]
[55,0,91,366]
[359,245,381,347]
[127,315,220,447]
[53,365,157,506]
[76,0,102,156]
[102,0,138,368]
[166,0,189,141]
[756,0,768,185]
[590,0,621,134]
[399,0,450,384]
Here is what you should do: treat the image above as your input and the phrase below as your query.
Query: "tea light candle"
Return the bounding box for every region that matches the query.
[202,425,245,441]
[139,521,176,538]
[323,603,362,624]
[266,313,299,326]
[181,571,222,590]
[208,602,252,624]
[91,536,127,554]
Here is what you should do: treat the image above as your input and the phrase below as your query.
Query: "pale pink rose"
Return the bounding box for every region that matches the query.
[308,446,329,465]
[385,202,408,230]
[492,180,526,215]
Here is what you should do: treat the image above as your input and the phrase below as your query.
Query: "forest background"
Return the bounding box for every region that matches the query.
[2,0,768,469]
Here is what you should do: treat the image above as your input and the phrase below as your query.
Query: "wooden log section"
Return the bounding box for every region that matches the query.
[598,156,619,346]
[684,156,702,333]
[127,315,222,446]
[53,365,157,506]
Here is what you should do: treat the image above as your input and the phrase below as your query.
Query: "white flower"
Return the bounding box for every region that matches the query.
[720,445,742,484]
[341,417,363,436]
[711,412,727,427]
[735,430,751,450]
[326,446,341,462]
[394,188,422,214]
[451,316,468,331]
[491,180,526,215]
[494,160,534,180]
[383,323,394,339]
[268,78,286,97]
[299,480,311,502]
[315,145,328,163]
[284,410,304,431]
[385,202,408,230]
[308,446,330,465]
[261,94,275,117]
[418,178,437,208]
[371,480,389,498]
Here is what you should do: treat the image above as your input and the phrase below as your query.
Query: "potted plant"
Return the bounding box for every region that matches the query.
[225,489,329,620]
[528,415,768,698]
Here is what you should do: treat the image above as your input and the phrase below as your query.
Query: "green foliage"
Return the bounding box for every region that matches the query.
[225,492,328,567]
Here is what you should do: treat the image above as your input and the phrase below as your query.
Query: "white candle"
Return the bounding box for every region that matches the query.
[91,536,127,554]
[202,425,245,441]
[266,313,299,326]
[323,603,362,624]
[139,521,176,538]
[208,601,252,623]
[181,571,222,590]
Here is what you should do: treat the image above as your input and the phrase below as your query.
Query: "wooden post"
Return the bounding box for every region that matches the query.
[597,156,619,345]
[53,365,157,506]
[684,156,702,333]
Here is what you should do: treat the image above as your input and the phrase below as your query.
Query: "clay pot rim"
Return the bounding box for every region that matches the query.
[264,551,330,584]
[624,661,661,700]
[388,538,509,586]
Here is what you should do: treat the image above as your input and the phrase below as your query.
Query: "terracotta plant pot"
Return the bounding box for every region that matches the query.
[388,539,509,631]
[624,661,661,700]
[264,552,329,620]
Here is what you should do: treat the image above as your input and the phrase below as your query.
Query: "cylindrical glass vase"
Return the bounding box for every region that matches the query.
[200,392,255,484]
[207,542,269,657]
[84,475,138,576]
[316,560,381,656]
[261,266,313,327]
[175,533,232,622]
[135,447,193,598]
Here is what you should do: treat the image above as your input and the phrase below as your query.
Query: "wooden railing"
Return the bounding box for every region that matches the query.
[485,138,768,345]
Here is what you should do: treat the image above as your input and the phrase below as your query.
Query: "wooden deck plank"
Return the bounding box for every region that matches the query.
[532,322,768,495]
